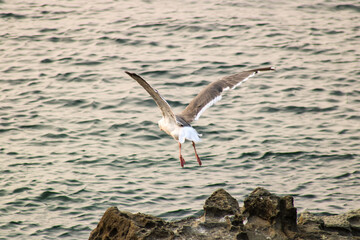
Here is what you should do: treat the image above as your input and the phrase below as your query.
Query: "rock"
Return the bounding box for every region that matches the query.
[323,209,360,234]
[242,187,297,239]
[88,207,173,240]
[298,209,360,240]
[297,211,325,237]
[88,188,360,240]
[203,188,240,219]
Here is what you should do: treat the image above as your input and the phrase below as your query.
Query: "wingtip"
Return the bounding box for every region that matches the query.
[125,71,140,78]
[252,66,276,74]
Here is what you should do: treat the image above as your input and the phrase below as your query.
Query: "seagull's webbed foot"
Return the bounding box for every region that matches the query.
[179,142,185,168]
[192,141,202,166]
[179,155,185,168]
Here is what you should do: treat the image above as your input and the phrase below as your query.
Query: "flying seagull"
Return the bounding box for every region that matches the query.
[125,67,274,167]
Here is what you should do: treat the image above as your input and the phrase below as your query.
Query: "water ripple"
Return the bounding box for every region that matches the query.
[1,0,359,239]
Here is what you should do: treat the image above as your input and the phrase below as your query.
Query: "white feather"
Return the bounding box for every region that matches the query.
[194,95,222,121]
[158,117,201,143]
[232,72,255,90]
[193,71,258,121]
[178,126,201,143]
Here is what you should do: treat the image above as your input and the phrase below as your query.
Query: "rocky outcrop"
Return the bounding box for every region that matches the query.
[89,187,360,240]
[297,209,360,239]
[88,207,174,240]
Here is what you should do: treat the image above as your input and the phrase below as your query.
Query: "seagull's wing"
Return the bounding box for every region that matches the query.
[125,71,176,121]
[178,67,275,124]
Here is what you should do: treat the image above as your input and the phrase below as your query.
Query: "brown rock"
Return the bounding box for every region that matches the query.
[203,188,241,219]
[243,187,297,238]
[89,207,173,240]
[88,188,360,240]
[297,209,360,240]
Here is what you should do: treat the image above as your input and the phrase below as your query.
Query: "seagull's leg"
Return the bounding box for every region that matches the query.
[192,141,202,166]
[178,142,185,167]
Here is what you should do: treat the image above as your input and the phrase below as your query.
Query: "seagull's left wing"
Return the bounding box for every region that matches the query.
[178,67,275,124]
[125,71,176,121]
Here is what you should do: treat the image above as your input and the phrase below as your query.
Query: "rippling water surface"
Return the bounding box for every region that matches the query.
[1,0,359,239]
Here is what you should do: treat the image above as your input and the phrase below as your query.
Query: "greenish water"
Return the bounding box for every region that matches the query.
[0,0,359,239]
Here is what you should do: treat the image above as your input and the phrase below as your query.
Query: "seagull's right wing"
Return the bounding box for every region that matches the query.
[125,71,176,121]
[179,67,275,124]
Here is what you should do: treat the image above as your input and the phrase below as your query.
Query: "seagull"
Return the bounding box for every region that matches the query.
[125,67,274,167]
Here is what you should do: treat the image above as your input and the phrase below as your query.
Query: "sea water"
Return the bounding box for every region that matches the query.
[0,0,359,239]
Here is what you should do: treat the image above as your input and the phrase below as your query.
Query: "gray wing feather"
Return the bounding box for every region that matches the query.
[179,67,275,123]
[125,71,176,121]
